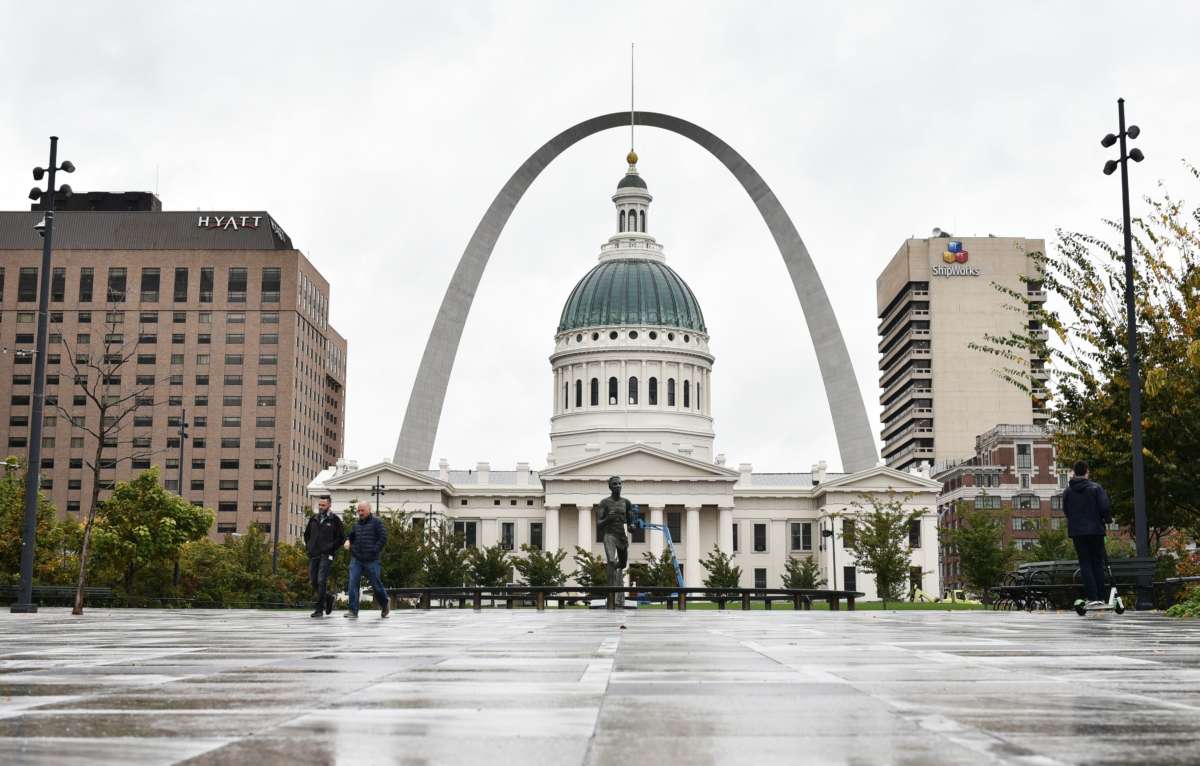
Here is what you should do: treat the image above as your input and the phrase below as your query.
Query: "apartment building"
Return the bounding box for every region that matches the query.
[0,193,346,542]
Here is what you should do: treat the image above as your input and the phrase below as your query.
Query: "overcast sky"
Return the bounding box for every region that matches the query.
[4,2,1198,473]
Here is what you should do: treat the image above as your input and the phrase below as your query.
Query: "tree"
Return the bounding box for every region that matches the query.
[572,546,608,588]
[782,555,826,589]
[1023,525,1073,562]
[91,469,212,598]
[53,306,162,614]
[0,457,77,586]
[423,524,468,586]
[943,503,1017,602]
[842,493,923,608]
[971,168,1200,543]
[379,512,426,589]
[700,545,742,588]
[468,544,513,586]
[512,544,569,586]
[628,549,678,587]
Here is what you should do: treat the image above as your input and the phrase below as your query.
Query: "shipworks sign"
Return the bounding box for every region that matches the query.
[932,240,981,277]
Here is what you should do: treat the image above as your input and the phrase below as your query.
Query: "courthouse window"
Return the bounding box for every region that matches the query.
[753,523,767,552]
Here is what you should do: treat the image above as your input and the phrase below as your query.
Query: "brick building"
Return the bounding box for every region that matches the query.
[1,193,346,542]
[933,424,1068,592]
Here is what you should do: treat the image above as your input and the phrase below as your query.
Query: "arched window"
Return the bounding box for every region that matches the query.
[628,376,638,405]
[648,377,658,405]
[639,210,646,232]
[619,210,626,232]
[590,378,599,407]
[684,380,691,408]
[667,378,676,407]
[696,382,702,412]
[608,376,619,405]
[575,379,582,408]
[563,382,569,410]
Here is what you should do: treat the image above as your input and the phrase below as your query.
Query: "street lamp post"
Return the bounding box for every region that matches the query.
[370,475,387,517]
[271,445,282,573]
[1101,98,1152,610]
[12,137,76,614]
[821,523,838,591]
[173,409,188,587]
[177,408,188,494]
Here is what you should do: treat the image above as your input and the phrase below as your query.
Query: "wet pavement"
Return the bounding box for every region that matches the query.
[0,608,1197,765]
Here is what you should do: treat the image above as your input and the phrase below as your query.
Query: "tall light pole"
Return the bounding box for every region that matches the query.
[271,445,282,573]
[1101,98,1152,610]
[173,410,188,587]
[12,137,75,614]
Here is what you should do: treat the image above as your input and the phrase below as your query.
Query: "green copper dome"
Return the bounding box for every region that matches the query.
[558,258,706,333]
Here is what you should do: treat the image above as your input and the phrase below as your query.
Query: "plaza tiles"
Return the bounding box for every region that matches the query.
[0,608,1198,765]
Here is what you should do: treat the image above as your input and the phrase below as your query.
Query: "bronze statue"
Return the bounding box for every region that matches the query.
[596,475,635,605]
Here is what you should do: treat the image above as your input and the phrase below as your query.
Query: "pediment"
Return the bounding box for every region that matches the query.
[324,461,451,491]
[541,445,740,482]
[816,465,942,495]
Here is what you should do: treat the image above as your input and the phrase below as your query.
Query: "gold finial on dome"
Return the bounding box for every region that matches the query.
[626,149,638,166]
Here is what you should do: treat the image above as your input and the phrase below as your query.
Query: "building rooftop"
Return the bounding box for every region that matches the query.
[0,210,293,250]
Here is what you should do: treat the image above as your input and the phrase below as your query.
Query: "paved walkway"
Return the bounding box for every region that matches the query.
[0,608,1197,765]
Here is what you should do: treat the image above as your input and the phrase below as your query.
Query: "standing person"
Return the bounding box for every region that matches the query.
[304,495,345,618]
[1062,460,1113,607]
[345,500,390,619]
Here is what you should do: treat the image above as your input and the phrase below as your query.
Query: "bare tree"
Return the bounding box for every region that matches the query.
[53,303,160,614]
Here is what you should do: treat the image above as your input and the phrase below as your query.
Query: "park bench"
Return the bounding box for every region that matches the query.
[0,585,114,607]
[384,585,863,611]
[991,557,1158,610]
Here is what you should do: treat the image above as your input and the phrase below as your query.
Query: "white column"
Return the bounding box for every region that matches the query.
[718,507,734,554]
[685,506,701,586]
[577,506,593,551]
[545,506,560,551]
[649,506,664,556]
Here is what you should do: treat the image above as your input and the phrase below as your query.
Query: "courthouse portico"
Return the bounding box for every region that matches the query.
[312,155,942,596]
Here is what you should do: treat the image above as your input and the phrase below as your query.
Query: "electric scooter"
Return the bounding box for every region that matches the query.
[1073,540,1125,616]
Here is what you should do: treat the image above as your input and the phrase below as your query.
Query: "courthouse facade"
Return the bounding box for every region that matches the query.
[312,157,941,596]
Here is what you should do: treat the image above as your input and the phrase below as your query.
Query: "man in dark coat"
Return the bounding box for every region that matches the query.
[345,501,389,618]
[1061,460,1113,606]
[303,495,346,618]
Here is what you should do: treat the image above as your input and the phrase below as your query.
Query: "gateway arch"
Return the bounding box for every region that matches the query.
[394,111,879,473]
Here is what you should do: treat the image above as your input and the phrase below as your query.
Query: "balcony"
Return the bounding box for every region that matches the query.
[884,441,936,467]
[881,407,932,441]
[880,341,931,374]
[880,367,933,405]
[882,386,932,422]
[1027,290,1047,303]
[878,309,930,351]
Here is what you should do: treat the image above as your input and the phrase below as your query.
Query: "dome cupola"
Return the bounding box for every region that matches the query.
[548,154,716,465]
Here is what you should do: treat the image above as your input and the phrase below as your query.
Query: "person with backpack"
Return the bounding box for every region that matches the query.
[1062,460,1113,608]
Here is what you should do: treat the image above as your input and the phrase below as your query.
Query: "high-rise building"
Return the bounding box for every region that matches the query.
[876,235,1048,472]
[0,193,346,542]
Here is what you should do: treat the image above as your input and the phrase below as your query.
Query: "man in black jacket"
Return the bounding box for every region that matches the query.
[1062,460,1113,606]
[345,501,390,618]
[303,495,346,618]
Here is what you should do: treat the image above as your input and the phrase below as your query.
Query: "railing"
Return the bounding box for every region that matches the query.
[385,585,865,611]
